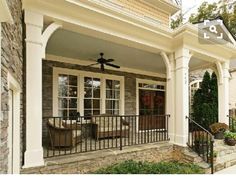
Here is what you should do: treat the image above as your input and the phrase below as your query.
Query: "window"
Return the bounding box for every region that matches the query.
[106,80,120,115]
[84,77,101,116]
[54,68,124,120]
[58,74,78,117]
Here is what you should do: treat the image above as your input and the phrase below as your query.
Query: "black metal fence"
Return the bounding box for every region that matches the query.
[228,116,236,132]
[187,116,214,174]
[44,114,170,158]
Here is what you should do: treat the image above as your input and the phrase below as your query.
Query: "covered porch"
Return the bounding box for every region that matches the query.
[22,0,236,169]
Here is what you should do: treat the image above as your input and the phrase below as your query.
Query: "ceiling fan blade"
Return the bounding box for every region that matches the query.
[106,63,120,69]
[105,59,114,63]
[87,62,99,67]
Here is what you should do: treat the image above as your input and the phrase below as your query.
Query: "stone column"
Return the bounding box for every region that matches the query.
[174,48,191,146]
[166,54,175,142]
[218,62,230,125]
[24,10,44,168]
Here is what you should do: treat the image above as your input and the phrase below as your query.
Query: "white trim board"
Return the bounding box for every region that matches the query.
[7,72,21,174]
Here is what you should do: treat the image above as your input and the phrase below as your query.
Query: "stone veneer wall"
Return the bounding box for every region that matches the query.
[21,143,174,174]
[21,143,209,174]
[0,0,23,173]
[42,60,166,142]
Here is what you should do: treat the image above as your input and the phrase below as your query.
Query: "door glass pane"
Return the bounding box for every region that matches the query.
[84,88,92,98]
[106,100,112,109]
[69,98,77,108]
[58,85,68,97]
[93,78,101,88]
[84,110,92,116]
[93,88,100,98]
[93,99,100,109]
[84,77,92,87]
[69,87,77,97]
[58,98,68,108]
[58,75,68,85]
[69,75,77,86]
[139,89,165,115]
[106,80,112,90]
[59,110,68,117]
[84,99,92,109]
[69,110,77,117]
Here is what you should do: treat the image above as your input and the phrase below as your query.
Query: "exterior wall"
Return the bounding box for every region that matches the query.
[113,0,170,26]
[42,59,166,143]
[229,71,236,109]
[0,0,23,173]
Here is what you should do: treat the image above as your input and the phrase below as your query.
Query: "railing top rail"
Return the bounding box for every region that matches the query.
[186,116,214,141]
[43,114,171,119]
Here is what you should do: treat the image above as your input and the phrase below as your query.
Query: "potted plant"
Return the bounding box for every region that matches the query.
[209,123,229,139]
[193,131,210,154]
[224,131,236,146]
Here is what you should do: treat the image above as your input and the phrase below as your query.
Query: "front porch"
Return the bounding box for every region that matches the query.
[22,0,236,170]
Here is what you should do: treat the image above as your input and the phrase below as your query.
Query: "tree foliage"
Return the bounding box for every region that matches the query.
[192,71,218,130]
[172,1,236,38]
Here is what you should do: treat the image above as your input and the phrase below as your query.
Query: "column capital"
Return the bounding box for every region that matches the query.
[175,47,192,60]
[175,48,192,70]
[24,10,44,29]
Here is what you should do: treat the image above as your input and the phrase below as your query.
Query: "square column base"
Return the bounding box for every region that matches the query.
[23,149,44,168]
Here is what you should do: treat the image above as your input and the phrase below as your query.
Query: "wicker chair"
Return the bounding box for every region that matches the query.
[47,118,82,148]
[91,115,129,140]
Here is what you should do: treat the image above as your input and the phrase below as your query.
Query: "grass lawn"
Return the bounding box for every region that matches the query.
[94,160,204,174]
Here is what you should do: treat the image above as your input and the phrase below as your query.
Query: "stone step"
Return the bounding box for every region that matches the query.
[183,148,212,173]
[183,150,204,163]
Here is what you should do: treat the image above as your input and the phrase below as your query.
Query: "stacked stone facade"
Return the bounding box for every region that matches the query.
[0,0,23,174]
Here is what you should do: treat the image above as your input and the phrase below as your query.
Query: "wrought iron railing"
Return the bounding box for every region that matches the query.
[44,114,170,158]
[228,116,236,132]
[187,116,214,174]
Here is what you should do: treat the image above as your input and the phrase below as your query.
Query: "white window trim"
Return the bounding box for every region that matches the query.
[136,78,166,116]
[53,67,125,121]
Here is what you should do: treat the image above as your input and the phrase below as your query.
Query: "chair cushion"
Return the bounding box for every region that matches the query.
[48,118,64,129]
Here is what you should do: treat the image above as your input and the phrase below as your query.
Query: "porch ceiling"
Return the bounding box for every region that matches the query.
[46,29,212,74]
[46,29,167,74]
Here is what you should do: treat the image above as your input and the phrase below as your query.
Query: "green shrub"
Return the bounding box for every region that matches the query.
[94,160,204,174]
[224,131,236,140]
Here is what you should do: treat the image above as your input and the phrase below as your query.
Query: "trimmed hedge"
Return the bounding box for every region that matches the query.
[94,160,204,174]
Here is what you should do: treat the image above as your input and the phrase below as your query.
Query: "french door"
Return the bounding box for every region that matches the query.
[139,89,165,130]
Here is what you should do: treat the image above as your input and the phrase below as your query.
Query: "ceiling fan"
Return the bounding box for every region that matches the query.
[87,53,120,71]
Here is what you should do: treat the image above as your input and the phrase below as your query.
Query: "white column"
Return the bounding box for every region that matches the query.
[218,62,230,125]
[174,48,191,146]
[24,10,44,168]
[166,54,175,142]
